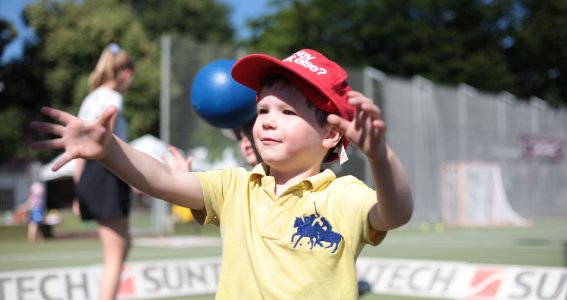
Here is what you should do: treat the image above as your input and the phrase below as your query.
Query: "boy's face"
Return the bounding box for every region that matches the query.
[239,134,257,167]
[253,82,331,171]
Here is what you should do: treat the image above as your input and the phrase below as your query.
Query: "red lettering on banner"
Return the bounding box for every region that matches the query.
[467,268,503,299]
[118,265,135,297]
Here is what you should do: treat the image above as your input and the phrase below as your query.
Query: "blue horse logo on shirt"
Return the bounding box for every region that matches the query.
[291,203,343,254]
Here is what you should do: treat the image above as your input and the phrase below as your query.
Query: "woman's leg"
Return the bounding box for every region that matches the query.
[97,217,131,300]
[27,223,39,243]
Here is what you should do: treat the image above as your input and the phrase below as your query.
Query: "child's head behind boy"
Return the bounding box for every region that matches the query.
[232,49,354,168]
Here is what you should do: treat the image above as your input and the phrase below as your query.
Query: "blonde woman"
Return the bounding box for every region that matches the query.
[74,43,135,300]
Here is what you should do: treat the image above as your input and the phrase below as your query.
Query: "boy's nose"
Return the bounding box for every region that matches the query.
[261,115,276,129]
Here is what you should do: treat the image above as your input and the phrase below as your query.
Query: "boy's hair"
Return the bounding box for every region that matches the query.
[88,43,135,91]
[261,74,329,127]
[232,49,354,162]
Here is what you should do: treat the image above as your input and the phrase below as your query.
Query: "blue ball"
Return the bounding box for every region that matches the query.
[190,59,257,128]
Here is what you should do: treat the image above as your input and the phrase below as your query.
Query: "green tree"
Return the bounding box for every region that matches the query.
[126,0,239,160]
[1,0,239,163]
[505,0,567,107]
[247,0,564,106]
[0,19,17,58]
[0,17,42,160]
[25,0,160,134]
[0,0,160,162]
[129,0,234,42]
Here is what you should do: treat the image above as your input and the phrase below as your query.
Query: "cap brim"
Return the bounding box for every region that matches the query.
[231,53,339,116]
[231,54,286,92]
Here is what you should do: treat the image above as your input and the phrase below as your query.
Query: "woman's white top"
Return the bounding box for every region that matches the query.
[77,87,129,141]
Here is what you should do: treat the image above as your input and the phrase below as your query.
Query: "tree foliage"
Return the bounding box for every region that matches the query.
[128,0,234,42]
[0,16,48,160]
[504,0,567,107]
[0,0,235,163]
[247,0,566,107]
[123,0,237,160]
[25,0,159,124]
[0,0,565,163]
[0,19,17,57]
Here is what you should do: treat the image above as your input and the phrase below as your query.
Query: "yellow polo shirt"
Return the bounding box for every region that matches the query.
[194,163,386,299]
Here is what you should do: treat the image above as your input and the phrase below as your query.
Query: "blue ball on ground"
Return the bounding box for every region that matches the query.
[190,59,257,128]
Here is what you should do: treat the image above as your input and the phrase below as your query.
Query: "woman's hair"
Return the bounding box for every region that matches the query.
[88,43,135,91]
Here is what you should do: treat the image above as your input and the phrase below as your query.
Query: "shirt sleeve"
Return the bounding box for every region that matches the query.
[335,176,387,250]
[192,168,246,226]
[192,170,224,226]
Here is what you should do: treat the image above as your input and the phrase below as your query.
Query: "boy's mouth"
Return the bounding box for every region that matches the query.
[260,137,280,145]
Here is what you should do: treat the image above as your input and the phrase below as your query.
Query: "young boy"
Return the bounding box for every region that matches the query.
[31,49,413,299]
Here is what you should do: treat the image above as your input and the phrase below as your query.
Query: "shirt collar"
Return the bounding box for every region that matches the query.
[250,163,336,191]
[302,169,336,191]
[251,162,269,178]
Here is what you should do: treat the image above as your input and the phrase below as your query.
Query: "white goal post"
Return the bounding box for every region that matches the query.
[441,161,530,227]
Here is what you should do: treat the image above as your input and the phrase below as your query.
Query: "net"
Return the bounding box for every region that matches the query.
[441,161,530,227]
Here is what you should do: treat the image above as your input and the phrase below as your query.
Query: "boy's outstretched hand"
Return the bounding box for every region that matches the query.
[31,106,118,171]
[327,91,387,162]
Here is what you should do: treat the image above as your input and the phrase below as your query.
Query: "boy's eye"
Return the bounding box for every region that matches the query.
[283,109,296,115]
[258,108,268,114]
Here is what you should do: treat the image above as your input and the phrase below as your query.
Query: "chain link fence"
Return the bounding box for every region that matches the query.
[162,35,567,225]
[373,72,567,223]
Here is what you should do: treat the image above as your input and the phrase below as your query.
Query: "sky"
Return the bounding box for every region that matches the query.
[0,0,272,63]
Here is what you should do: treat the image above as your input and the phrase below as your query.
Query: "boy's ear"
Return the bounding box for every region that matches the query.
[322,126,342,149]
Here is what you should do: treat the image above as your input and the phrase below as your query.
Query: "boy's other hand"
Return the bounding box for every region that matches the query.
[327,91,387,161]
[163,146,193,172]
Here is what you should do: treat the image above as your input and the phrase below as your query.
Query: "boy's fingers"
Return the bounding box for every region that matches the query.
[360,102,381,118]
[327,114,350,133]
[355,107,370,131]
[347,96,366,106]
[30,121,66,137]
[40,107,74,125]
[186,156,193,172]
[169,147,183,159]
[347,90,364,99]
[31,138,65,151]
[347,91,371,104]
[349,97,381,117]
[99,106,118,127]
[373,120,385,129]
[51,153,73,171]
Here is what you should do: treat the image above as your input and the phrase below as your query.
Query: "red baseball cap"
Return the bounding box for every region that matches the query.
[231,49,354,162]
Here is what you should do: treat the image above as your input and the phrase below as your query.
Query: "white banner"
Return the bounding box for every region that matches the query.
[1,257,565,299]
[0,257,221,300]
[357,258,567,300]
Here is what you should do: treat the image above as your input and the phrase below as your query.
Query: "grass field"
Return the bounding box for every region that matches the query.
[1,211,565,300]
